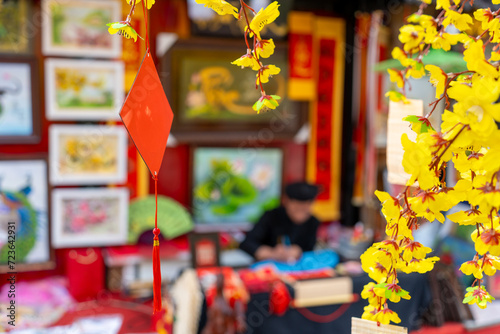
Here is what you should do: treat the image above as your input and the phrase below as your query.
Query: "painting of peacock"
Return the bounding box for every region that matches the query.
[0,176,37,263]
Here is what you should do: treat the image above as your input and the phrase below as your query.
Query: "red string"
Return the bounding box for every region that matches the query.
[294,294,359,323]
[140,0,150,53]
[296,303,351,323]
[152,171,161,314]
[154,171,158,229]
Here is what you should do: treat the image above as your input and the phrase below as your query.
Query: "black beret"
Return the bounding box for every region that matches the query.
[285,182,319,201]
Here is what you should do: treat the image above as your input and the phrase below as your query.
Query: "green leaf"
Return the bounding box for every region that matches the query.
[270,95,281,100]
[269,98,279,107]
[396,289,409,297]
[463,294,475,304]
[403,115,419,123]
[107,22,127,28]
[253,99,264,112]
[403,115,434,134]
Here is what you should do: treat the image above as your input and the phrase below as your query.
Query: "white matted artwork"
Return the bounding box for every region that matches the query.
[49,125,128,185]
[52,187,129,248]
[42,0,122,58]
[45,58,124,121]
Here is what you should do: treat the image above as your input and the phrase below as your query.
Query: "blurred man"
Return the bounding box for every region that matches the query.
[239,182,320,262]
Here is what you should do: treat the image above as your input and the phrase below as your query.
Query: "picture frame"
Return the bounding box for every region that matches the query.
[0,0,32,54]
[45,58,124,121]
[0,156,54,273]
[192,146,283,229]
[0,57,41,144]
[188,232,221,268]
[161,38,306,142]
[49,125,128,185]
[51,187,129,248]
[41,0,122,58]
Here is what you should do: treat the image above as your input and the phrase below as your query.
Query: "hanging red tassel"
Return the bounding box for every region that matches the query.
[152,173,162,314]
[152,229,162,313]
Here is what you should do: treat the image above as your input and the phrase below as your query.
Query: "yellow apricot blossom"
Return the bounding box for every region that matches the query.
[248,1,280,39]
[107,22,141,42]
[401,133,439,190]
[392,47,412,67]
[463,40,499,78]
[442,10,473,31]
[231,52,260,70]
[398,24,425,53]
[194,1,281,115]
[436,0,460,10]
[474,8,495,30]
[447,209,489,226]
[358,0,500,325]
[460,260,483,279]
[128,0,155,9]
[387,69,404,88]
[397,257,440,274]
[405,59,426,79]
[479,254,500,276]
[426,64,447,98]
[463,286,495,309]
[255,39,275,58]
[257,65,280,84]
[471,228,500,256]
[361,282,380,305]
[374,308,402,325]
[195,0,239,18]
[361,305,378,321]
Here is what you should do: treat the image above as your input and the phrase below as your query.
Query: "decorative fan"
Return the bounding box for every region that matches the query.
[128,195,193,243]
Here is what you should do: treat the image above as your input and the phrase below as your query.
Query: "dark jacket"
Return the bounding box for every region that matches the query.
[239,206,320,258]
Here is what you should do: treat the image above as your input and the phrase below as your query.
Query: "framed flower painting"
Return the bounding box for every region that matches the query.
[45,58,124,121]
[51,187,129,248]
[49,125,128,185]
[42,0,122,58]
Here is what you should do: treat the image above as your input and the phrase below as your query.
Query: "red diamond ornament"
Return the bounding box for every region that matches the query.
[120,52,174,176]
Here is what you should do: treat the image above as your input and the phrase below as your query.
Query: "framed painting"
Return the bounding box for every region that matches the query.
[41,0,122,58]
[45,58,124,121]
[0,157,53,273]
[161,38,306,142]
[0,0,31,54]
[0,57,40,144]
[51,187,129,248]
[192,147,283,229]
[49,125,128,185]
